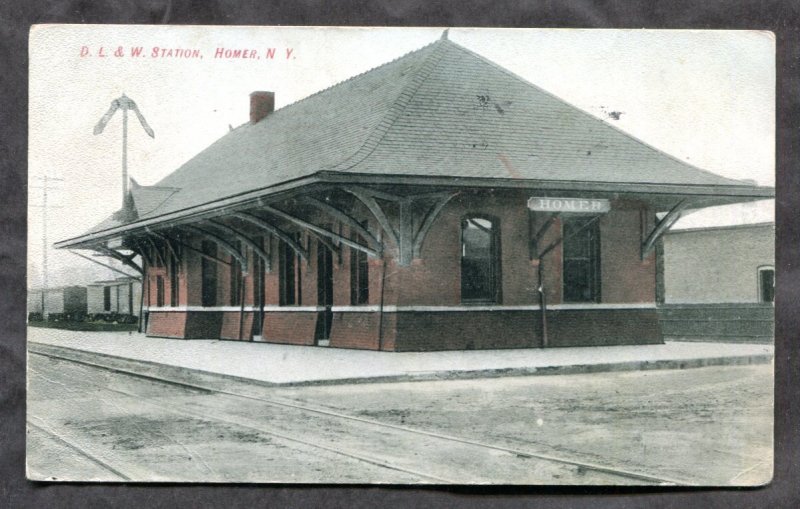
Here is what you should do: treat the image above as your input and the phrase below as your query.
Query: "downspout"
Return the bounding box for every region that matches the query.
[142,264,150,334]
[538,259,548,348]
[237,270,246,340]
[377,251,387,351]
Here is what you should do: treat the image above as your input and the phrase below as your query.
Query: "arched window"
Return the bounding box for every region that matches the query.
[461,216,501,303]
[758,266,775,303]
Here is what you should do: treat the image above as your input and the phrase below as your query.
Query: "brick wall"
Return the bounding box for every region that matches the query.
[220,311,254,340]
[147,312,187,338]
[140,189,661,350]
[262,311,318,345]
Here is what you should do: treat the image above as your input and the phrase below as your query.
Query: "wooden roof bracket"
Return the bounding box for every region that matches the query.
[229,211,309,264]
[256,205,380,259]
[128,237,153,267]
[145,228,179,265]
[183,224,249,274]
[95,245,144,274]
[412,192,458,259]
[346,186,458,265]
[302,196,382,252]
[156,231,233,268]
[343,186,400,253]
[204,219,272,270]
[143,234,167,268]
[641,199,689,260]
[538,214,602,260]
[530,212,560,260]
[68,250,141,280]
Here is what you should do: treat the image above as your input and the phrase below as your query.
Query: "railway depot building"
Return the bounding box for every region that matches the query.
[56,36,773,351]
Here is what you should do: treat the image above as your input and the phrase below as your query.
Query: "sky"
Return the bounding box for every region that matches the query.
[28,26,775,288]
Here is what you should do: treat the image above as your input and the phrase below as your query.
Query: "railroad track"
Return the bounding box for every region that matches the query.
[27,418,133,481]
[28,347,689,485]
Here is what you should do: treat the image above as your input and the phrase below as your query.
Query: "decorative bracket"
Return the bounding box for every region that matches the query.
[641,200,689,260]
[256,205,380,259]
[95,245,143,274]
[538,214,602,259]
[155,231,233,268]
[303,196,382,252]
[183,224,249,274]
[229,211,309,263]
[344,186,457,265]
[204,219,272,270]
[529,212,560,260]
[69,250,141,280]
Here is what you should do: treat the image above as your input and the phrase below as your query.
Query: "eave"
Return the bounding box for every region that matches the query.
[54,171,774,250]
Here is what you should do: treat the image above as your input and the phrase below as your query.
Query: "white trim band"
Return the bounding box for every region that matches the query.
[144,303,656,313]
[145,306,325,312]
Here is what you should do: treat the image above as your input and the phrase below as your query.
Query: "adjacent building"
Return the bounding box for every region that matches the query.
[659,222,774,343]
[87,276,143,317]
[27,286,87,319]
[55,35,773,350]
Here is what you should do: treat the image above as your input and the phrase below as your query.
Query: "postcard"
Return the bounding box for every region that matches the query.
[27,25,774,484]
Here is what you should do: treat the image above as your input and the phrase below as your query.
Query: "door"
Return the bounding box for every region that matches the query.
[316,240,334,342]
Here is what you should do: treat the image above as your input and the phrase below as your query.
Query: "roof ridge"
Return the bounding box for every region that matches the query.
[332,38,452,172]
[444,41,753,188]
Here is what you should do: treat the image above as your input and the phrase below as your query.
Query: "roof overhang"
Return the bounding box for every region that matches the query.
[55,171,774,250]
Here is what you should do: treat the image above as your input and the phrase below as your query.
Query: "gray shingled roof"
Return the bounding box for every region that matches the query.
[77,37,763,240]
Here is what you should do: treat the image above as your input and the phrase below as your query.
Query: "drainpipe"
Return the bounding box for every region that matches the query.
[237,270,246,340]
[377,252,387,351]
[538,259,548,348]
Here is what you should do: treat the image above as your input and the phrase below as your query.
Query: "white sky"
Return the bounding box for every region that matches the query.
[28,26,775,288]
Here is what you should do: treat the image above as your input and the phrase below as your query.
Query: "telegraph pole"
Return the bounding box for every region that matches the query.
[30,175,64,321]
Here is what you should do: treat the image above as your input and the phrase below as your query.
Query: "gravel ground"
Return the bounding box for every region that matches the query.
[27,353,772,485]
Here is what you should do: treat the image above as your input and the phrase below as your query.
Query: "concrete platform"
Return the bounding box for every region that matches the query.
[27,327,773,386]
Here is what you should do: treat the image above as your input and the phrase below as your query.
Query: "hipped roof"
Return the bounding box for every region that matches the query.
[60,36,772,248]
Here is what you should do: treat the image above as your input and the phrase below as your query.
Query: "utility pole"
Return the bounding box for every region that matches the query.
[30,175,64,321]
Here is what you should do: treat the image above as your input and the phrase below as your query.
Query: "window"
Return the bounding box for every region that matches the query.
[253,236,266,308]
[562,216,601,303]
[169,250,179,307]
[279,233,303,306]
[758,266,775,303]
[350,223,369,305]
[103,286,111,311]
[156,276,165,308]
[461,217,501,303]
[201,240,218,307]
[230,241,243,306]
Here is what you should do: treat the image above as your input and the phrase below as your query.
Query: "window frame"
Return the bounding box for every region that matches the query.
[757,265,775,304]
[561,215,602,304]
[350,221,370,306]
[200,240,218,307]
[230,241,243,306]
[169,249,180,307]
[460,214,502,304]
[155,275,165,308]
[279,232,303,306]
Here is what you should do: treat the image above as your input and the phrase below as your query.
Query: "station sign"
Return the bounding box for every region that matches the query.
[527,197,611,214]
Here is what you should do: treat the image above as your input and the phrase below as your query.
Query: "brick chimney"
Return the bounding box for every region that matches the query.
[249,91,275,124]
